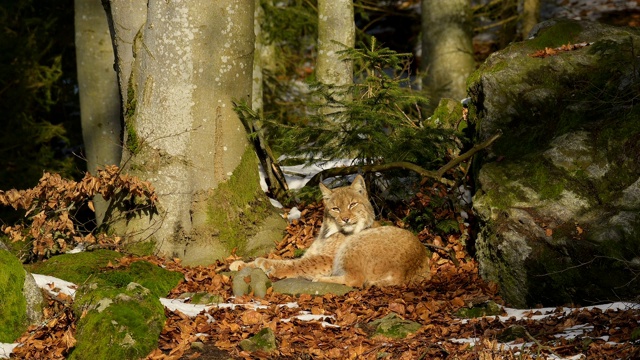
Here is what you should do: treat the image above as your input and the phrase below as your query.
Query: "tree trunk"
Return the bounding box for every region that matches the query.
[316,0,355,121]
[421,0,475,101]
[521,0,540,37]
[75,0,122,225]
[252,0,276,116]
[105,0,284,265]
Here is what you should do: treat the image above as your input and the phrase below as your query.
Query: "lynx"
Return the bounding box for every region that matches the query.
[230,175,431,287]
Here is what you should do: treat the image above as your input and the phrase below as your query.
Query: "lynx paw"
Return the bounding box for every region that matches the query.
[253,258,275,274]
[229,260,248,271]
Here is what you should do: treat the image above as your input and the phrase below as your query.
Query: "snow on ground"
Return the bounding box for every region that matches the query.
[450,302,639,356]
[0,343,17,359]
[31,273,77,299]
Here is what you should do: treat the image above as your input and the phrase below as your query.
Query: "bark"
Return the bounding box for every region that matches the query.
[520,0,540,37]
[105,0,284,264]
[421,0,475,101]
[252,0,276,116]
[316,0,355,120]
[75,0,122,224]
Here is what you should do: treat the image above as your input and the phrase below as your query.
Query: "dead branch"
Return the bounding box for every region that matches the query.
[304,131,502,188]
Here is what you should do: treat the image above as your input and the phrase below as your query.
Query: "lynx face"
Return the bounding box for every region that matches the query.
[319,175,375,239]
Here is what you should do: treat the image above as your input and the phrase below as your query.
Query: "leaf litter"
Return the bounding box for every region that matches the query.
[6,201,640,359]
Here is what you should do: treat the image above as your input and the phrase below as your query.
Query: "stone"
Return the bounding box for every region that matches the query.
[238,327,277,353]
[271,278,353,296]
[363,313,421,339]
[468,19,640,307]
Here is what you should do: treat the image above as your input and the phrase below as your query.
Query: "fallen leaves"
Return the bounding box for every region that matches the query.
[11,301,76,360]
[9,193,640,359]
[529,42,591,58]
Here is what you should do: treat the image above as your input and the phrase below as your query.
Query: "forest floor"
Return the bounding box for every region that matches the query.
[10,197,639,360]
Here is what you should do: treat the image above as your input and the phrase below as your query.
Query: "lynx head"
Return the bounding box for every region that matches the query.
[319,175,375,237]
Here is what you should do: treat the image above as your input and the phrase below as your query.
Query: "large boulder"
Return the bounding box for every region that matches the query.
[0,243,43,343]
[27,250,183,360]
[468,19,640,307]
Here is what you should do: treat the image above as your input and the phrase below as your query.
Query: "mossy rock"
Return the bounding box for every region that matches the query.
[69,282,165,360]
[26,250,182,300]
[496,325,527,343]
[25,249,124,284]
[454,301,502,319]
[0,249,27,342]
[363,313,422,339]
[71,260,183,313]
[470,19,640,307]
[238,327,277,353]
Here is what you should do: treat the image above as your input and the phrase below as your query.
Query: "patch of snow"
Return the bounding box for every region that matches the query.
[160,297,214,317]
[269,198,283,208]
[66,243,85,254]
[287,207,301,221]
[281,311,339,328]
[31,274,77,299]
[500,302,638,322]
[0,343,18,359]
[554,324,594,340]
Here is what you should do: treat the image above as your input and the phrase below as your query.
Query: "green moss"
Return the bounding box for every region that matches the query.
[26,250,182,301]
[188,292,224,304]
[123,78,141,155]
[368,313,422,339]
[123,240,156,257]
[207,147,276,254]
[0,249,27,342]
[524,160,566,200]
[496,325,527,343]
[66,258,182,359]
[239,327,277,353]
[526,20,583,49]
[69,283,165,360]
[125,120,140,155]
[467,60,508,89]
[430,98,466,132]
[25,250,123,284]
[454,301,502,319]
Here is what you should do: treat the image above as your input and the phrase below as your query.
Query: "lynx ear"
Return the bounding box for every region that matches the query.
[350,175,367,196]
[319,182,333,199]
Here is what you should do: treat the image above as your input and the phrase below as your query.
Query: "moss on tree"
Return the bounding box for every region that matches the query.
[207,146,282,255]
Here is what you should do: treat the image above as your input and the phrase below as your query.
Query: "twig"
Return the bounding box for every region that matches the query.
[425,243,460,267]
[304,131,502,187]
[525,329,561,358]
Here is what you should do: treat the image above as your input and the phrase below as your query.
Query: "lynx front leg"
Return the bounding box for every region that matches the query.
[255,256,334,280]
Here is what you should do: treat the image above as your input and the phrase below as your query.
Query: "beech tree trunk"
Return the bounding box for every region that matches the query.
[421,0,475,101]
[104,0,284,265]
[252,0,276,116]
[521,0,541,37]
[316,0,355,121]
[75,0,122,225]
